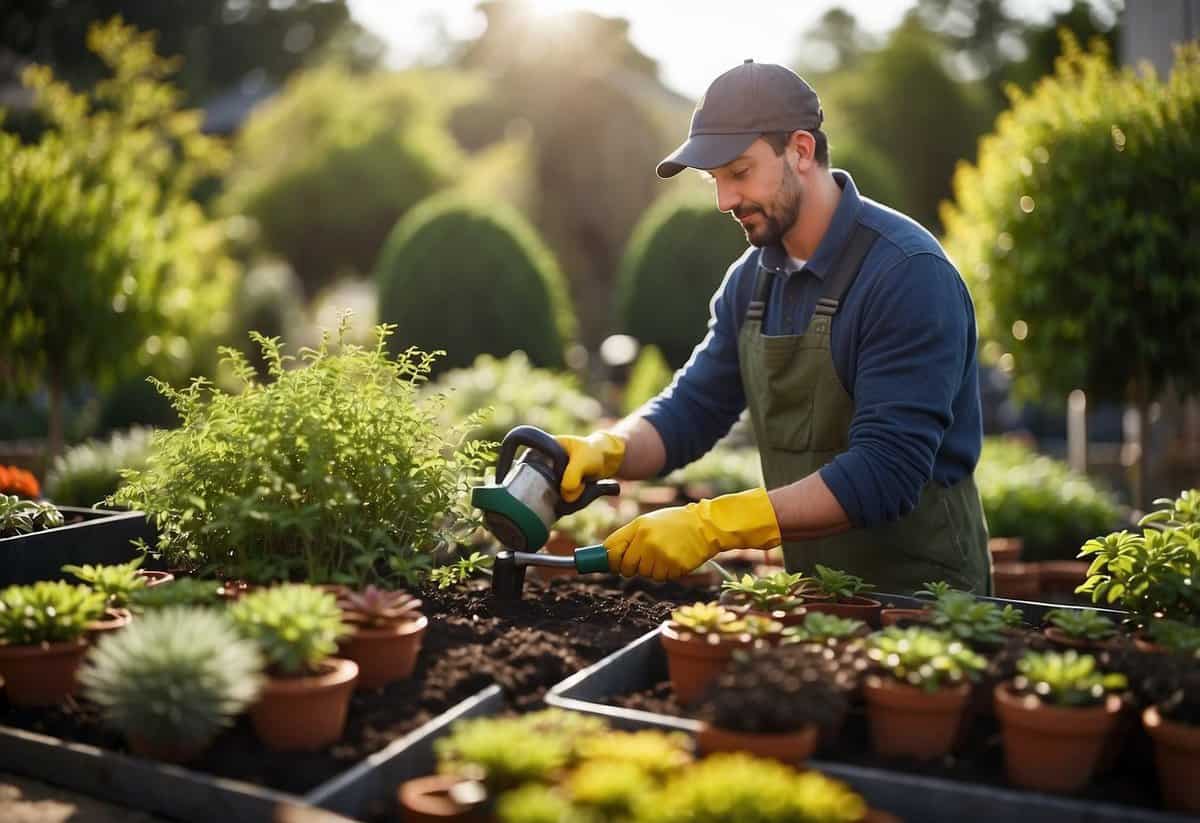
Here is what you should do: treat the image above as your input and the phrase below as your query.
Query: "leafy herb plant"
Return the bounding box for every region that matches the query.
[429,551,494,589]
[62,558,147,608]
[0,494,64,536]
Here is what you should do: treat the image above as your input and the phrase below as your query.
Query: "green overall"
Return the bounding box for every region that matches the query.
[737,224,992,595]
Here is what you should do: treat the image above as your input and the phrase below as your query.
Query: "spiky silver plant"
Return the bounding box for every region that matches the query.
[79,607,264,750]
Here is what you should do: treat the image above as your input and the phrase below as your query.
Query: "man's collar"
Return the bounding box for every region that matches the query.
[758,170,862,279]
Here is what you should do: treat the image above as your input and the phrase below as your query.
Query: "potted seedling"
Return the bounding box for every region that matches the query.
[335,586,427,689]
[0,581,106,705]
[1139,655,1200,812]
[1137,618,1200,656]
[781,611,868,646]
[994,649,1127,793]
[1042,608,1120,652]
[62,557,148,636]
[863,626,987,760]
[78,606,263,762]
[719,570,811,625]
[880,580,948,626]
[660,602,781,705]
[694,644,850,764]
[927,590,1023,650]
[229,584,356,751]
[804,564,881,626]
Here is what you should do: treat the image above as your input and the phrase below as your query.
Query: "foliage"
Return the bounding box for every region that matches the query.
[975,437,1121,561]
[621,344,674,416]
[228,584,348,676]
[335,587,422,629]
[1075,525,1200,621]
[637,752,866,823]
[1144,619,1200,657]
[916,580,954,601]
[429,551,493,590]
[496,784,587,823]
[615,196,747,368]
[0,19,236,434]
[128,578,225,612]
[573,730,693,778]
[555,499,640,546]
[782,612,867,645]
[1044,608,1116,642]
[375,193,575,373]
[812,564,875,601]
[719,571,810,613]
[1142,489,1200,527]
[942,37,1200,405]
[928,590,1013,647]
[1013,650,1127,707]
[427,352,601,445]
[0,581,106,645]
[79,606,263,748]
[44,427,154,507]
[0,494,64,536]
[0,466,40,498]
[62,557,146,608]
[866,626,988,692]
[224,261,307,380]
[221,66,468,295]
[110,323,491,585]
[666,447,764,497]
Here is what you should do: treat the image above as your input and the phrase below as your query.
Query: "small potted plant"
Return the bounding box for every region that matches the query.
[863,626,987,760]
[660,602,781,705]
[78,606,264,762]
[718,571,811,625]
[804,564,881,626]
[62,557,148,635]
[1139,655,1200,812]
[229,584,356,751]
[0,494,64,536]
[335,585,427,689]
[781,611,868,646]
[694,644,849,764]
[128,578,226,611]
[0,581,106,705]
[927,590,1022,650]
[1042,608,1120,652]
[1137,618,1200,656]
[994,649,1127,793]
[879,580,946,626]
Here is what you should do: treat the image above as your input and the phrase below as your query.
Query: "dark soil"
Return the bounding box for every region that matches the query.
[0,575,714,800]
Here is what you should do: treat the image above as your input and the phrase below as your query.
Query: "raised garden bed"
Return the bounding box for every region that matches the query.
[546,593,1189,823]
[0,506,157,586]
[0,575,710,821]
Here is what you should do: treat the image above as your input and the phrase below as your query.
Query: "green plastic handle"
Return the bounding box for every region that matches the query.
[573,544,610,574]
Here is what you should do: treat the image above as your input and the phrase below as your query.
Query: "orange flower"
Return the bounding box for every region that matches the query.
[0,465,40,499]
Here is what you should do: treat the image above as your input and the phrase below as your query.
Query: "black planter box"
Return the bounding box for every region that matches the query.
[0,506,158,586]
[545,594,1189,823]
[0,683,504,822]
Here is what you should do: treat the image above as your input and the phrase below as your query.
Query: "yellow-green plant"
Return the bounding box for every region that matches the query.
[228,585,348,676]
[62,557,147,608]
[0,582,106,645]
[1075,526,1200,620]
[1013,650,1127,707]
[866,626,988,692]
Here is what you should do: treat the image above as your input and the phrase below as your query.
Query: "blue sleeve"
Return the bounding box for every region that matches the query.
[819,254,970,526]
[640,256,750,476]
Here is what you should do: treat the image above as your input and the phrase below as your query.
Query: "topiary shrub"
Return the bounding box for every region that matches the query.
[622,344,673,416]
[376,194,575,372]
[615,196,747,369]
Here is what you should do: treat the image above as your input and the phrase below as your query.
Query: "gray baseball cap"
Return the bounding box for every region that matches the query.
[657,59,823,179]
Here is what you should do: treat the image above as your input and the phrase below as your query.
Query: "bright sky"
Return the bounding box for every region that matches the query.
[347,0,1077,98]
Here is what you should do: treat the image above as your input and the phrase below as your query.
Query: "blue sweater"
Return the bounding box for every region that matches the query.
[642,171,983,528]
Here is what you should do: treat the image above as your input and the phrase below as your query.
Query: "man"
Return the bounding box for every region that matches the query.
[555,60,990,595]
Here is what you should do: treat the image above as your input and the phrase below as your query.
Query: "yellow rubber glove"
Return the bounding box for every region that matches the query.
[555,432,626,503]
[603,488,782,581]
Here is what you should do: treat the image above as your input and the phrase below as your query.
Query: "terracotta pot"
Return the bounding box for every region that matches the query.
[879,608,931,627]
[250,657,358,751]
[0,638,89,706]
[863,676,970,760]
[696,722,818,764]
[1043,627,1120,653]
[87,607,132,639]
[988,536,1023,564]
[728,603,808,627]
[991,562,1040,600]
[993,683,1122,793]
[1134,633,1168,655]
[397,774,487,822]
[1037,561,1089,596]
[136,570,175,587]
[804,596,882,628]
[339,614,428,690]
[660,623,752,705]
[218,580,256,601]
[860,811,903,823]
[127,734,210,764]
[528,530,578,582]
[1144,706,1200,812]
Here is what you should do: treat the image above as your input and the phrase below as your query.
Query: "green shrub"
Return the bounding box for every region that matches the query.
[1076,525,1200,620]
[0,581,106,645]
[110,323,490,585]
[62,558,146,608]
[79,607,263,749]
[622,344,674,415]
[129,579,225,612]
[615,197,746,369]
[665,446,763,496]
[866,626,988,692]
[427,352,600,445]
[221,66,469,295]
[229,585,348,676]
[1013,650,1126,707]
[44,427,154,508]
[226,261,307,378]
[376,193,574,373]
[976,437,1122,561]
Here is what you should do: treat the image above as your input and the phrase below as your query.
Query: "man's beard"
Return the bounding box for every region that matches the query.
[734,163,803,247]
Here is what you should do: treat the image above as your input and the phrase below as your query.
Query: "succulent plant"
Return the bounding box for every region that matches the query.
[78,607,264,750]
[61,557,147,608]
[0,581,107,644]
[916,580,955,600]
[128,578,225,611]
[812,564,875,601]
[781,611,866,645]
[565,761,654,820]
[669,601,783,641]
[335,586,423,628]
[574,730,693,778]
[866,626,988,693]
[1144,618,1200,655]
[719,571,810,613]
[228,584,349,676]
[927,591,1011,647]
[496,783,587,823]
[0,494,64,535]
[1044,608,1117,641]
[1013,650,1127,707]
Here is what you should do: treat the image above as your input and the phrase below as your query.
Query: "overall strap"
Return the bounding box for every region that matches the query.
[745,262,777,323]
[814,224,881,318]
